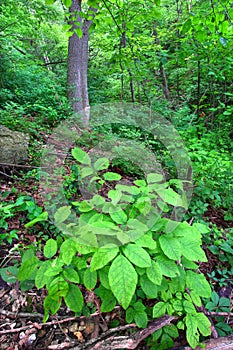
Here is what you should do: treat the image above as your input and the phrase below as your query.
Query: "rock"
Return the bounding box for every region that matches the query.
[0,125,29,164]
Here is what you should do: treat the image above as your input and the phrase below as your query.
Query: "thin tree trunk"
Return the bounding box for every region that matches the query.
[67,0,97,127]
[153,21,170,101]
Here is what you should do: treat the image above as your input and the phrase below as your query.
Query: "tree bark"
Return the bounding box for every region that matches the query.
[67,0,97,126]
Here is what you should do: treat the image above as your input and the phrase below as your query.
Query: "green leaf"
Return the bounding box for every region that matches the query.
[183,300,196,314]
[109,254,137,309]
[196,313,211,336]
[60,239,77,265]
[35,261,52,289]
[186,271,211,298]
[147,173,163,183]
[103,172,122,181]
[134,311,148,328]
[190,291,202,307]
[25,211,48,227]
[90,247,119,271]
[45,0,56,4]
[73,201,93,212]
[18,256,39,281]
[44,295,62,317]
[0,266,18,284]
[156,187,187,208]
[95,286,116,312]
[47,276,69,298]
[72,147,91,165]
[126,307,135,323]
[62,0,72,7]
[153,301,167,318]
[109,206,127,224]
[98,266,110,289]
[156,255,180,277]
[179,236,207,262]
[80,166,93,178]
[84,269,97,290]
[146,261,162,285]
[139,274,158,298]
[44,238,57,258]
[185,314,199,349]
[63,268,80,283]
[123,244,151,268]
[135,233,157,249]
[54,206,71,225]
[108,190,122,205]
[64,283,84,312]
[74,28,83,38]
[159,235,182,260]
[94,158,109,171]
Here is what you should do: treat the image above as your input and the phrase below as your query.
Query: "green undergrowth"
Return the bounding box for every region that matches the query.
[1,146,215,349]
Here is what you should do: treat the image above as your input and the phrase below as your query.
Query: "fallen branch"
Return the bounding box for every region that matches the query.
[169,334,233,350]
[70,315,177,350]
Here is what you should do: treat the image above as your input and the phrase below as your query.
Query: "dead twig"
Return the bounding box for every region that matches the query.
[70,315,177,350]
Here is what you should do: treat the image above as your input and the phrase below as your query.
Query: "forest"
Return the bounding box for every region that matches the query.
[0,0,232,349]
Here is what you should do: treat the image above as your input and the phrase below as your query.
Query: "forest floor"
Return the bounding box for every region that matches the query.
[0,174,232,350]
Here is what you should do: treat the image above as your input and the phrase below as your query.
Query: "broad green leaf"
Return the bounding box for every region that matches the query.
[44,238,57,258]
[140,274,158,298]
[45,0,56,4]
[84,269,97,290]
[95,286,116,312]
[94,158,109,171]
[25,211,48,227]
[134,311,148,328]
[0,266,18,284]
[153,301,167,318]
[179,236,207,262]
[156,187,186,208]
[90,195,106,207]
[134,179,146,187]
[80,166,93,178]
[196,313,211,336]
[147,173,163,183]
[63,268,80,283]
[54,206,71,225]
[60,239,77,265]
[183,300,196,314]
[74,28,83,38]
[72,200,93,212]
[135,233,157,249]
[90,247,119,271]
[123,244,151,268]
[72,147,91,165]
[159,235,182,260]
[35,261,52,289]
[62,0,72,7]
[146,261,162,285]
[64,283,84,312]
[126,307,135,323]
[190,291,202,307]
[103,172,122,181]
[18,256,39,281]
[47,276,69,298]
[109,206,127,224]
[156,255,180,277]
[108,190,122,205]
[116,184,140,195]
[186,271,211,298]
[44,295,61,317]
[98,266,110,289]
[109,254,137,309]
[185,314,199,349]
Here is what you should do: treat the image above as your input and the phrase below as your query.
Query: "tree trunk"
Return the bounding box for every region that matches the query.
[67,0,96,126]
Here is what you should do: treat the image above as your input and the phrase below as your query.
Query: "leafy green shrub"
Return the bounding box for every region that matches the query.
[4,147,214,349]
